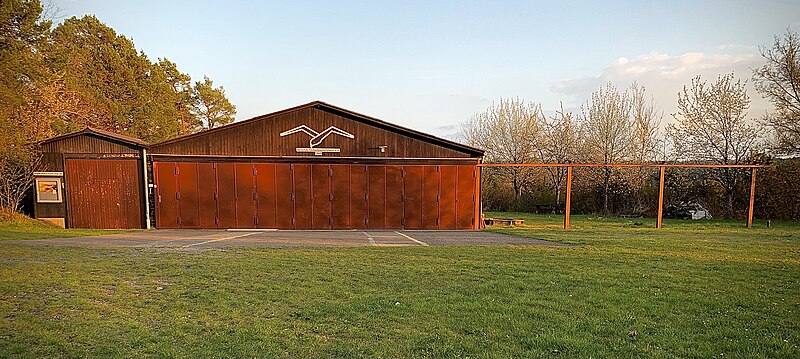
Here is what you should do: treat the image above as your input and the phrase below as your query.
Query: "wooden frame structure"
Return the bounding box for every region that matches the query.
[477,163,771,229]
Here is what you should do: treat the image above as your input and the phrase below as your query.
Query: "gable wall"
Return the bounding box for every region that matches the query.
[150,107,474,158]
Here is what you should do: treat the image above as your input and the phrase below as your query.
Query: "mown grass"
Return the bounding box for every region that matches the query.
[0,214,798,358]
[0,212,130,240]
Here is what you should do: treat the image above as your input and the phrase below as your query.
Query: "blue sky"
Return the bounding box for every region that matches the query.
[53,0,800,137]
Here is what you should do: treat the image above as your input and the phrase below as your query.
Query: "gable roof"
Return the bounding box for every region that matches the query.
[39,127,149,148]
[152,101,484,156]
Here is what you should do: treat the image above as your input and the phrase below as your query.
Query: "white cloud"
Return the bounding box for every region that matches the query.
[551,50,771,122]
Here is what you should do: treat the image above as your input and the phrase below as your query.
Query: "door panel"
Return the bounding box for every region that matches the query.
[255,163,277,229]
[456,166,476,229]
[311,165,331,229]
[385,166,404,229]
[67,159,144,229]
[197,163,218,228]
[235,164,256,228]
[403,166,424,230]
[177,162,200,228]
[293,164,312,229]
[274,164,294,229]
[367,166,385,229]
[115,160,142,229]
[439,165,457,230]
[422,166,440,229]
[66,159,90,229]
[349,165,368,229]
[331,165,351,229]
[215,163,237,229]
[155,162,179,229]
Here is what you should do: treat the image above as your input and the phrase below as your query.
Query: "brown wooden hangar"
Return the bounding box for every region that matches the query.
[33,101,485,230]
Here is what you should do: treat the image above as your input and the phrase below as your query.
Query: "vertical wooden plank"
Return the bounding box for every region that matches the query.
[455,165,476,229]
[177,162,200,229]
[154,162,180,229]
[422,166,440,229]
[330,165,351,229]
[234,163,256,228]
[564,166,572,230]
[349,165,368,229]
[65,159,85,228]
[367,166,386,229]
[274,164,294,229]
[311,164,331,229]
[197,163,218,228]
[121,160,144,229]
[216,163,237,229]
[748,168,757,228]
[474,165,482,230]
[403,166,423,230]
[385,166,404,229]
[657,166,665,229]
[255,163,277,229]
[293,164,313,229]
[439,165,457,229]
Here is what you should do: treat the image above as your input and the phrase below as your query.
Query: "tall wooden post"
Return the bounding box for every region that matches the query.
[564,166,573,230]
[474,165,482,229]
[747,168,757,228]
[657,166,665,229]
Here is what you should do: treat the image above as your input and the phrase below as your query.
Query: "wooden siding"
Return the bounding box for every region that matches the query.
[40,133,142,154]
[65,159,144,229]
[151,107,476,158]
[33,153,67,219]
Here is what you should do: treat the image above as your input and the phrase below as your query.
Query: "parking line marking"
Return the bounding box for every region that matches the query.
[363,232,377,246]
[394,231,428,246]
[183,232,257,248]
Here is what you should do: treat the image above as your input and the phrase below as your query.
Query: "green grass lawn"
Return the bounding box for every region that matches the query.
[1,214,798,358]
[0,212,130,241]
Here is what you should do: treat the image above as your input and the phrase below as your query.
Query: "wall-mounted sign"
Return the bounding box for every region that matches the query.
[280,125,354,155]
[33,171,64,177]
[35,177,63,203]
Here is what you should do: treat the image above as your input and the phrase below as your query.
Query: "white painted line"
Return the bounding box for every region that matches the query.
[394,231,429,246]
[183,232,257,248]
[363,231,377,246]
[227,228,278,232]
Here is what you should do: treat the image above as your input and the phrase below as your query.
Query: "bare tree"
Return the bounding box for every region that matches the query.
[753,29,800,154]
[0,147,40,213]
[629,82,662,163]
[628,82,662,213]
[582,82,633,214]
[535,103,582,209]
[667,73,760,216]
[462,98,543,207]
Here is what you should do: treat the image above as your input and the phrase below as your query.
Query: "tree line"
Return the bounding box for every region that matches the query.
[462,29,800,220]
[1,0,236,212]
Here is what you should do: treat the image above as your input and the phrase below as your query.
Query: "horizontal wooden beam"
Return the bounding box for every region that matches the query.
[478,163,771,169]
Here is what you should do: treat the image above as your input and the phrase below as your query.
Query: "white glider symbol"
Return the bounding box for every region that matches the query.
[280,125,354,148]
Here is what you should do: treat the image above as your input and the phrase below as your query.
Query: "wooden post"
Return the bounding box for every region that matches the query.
[564,166,573,230]
[747,168,757,228]
[474,165,482,229]
[657,166,665,229]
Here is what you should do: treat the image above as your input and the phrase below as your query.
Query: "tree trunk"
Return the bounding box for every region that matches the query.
[603,167,612,215]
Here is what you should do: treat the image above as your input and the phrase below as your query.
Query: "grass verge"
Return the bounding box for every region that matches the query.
[0,211,131,241]
[0,213,797,358]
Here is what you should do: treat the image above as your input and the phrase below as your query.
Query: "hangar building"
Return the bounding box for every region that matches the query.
[33,101,484,230]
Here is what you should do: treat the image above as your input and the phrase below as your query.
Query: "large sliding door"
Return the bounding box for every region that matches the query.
[153,162,478,230]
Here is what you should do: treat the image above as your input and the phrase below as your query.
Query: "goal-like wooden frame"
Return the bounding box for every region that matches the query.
[477,163,772,229]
